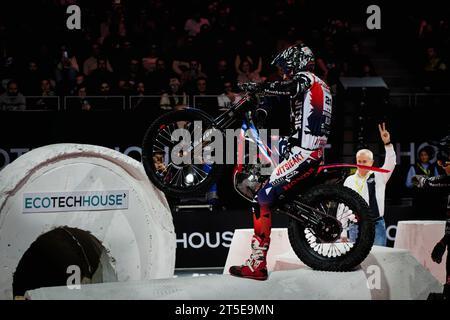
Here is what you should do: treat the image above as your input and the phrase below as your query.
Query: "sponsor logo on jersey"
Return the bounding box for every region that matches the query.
[275,153,304,176]
[282,168,315,191]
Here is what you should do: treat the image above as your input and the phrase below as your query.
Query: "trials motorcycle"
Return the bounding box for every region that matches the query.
[142,91,390,271]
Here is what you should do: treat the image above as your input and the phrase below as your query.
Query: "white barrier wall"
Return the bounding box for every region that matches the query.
[394,220,447,283]
[0,144,176,299]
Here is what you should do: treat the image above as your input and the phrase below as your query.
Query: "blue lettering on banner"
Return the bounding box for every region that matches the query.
[91,195,99,206]
[100,196,108,206]
[41,197,51,208]
[108,194,115,206]
[25,198,32,209]
[33,197,41,209]
[22,190,129,214]
[82,196,91,206]
[116,194,123,206]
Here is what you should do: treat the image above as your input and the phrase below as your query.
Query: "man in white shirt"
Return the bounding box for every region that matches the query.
[342,123,396,246]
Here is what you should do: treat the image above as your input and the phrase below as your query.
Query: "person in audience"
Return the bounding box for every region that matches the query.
[342,123,396,246]
[0,80,26,111]
[236,59,263,84]
[209,59,236,93]
[160,77,188,111]
[406,146,442,220]
[422,46,447,91]
[217,80,242,111]
[131,81,148,111]
[21,60,42,95]
[192,77,218,115]
[83,43,113,76]
[184,11,210,37]
[55,45,79,93]
[76,86,92,111]
[40,79,56,96]
[88,57,116,93]
[173,59,207,93]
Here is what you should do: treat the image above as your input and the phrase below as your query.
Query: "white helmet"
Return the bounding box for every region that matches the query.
[271,43,315,76]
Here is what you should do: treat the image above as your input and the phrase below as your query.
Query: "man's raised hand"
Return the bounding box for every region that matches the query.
[378,122,391,145]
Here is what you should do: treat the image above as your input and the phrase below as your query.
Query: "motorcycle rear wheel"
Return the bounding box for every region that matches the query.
[142,109,223,197]
[288,184,375,271]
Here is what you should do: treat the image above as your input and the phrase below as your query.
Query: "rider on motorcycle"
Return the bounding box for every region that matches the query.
[229,43,333,280]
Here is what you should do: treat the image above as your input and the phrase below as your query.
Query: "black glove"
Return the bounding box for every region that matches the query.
[238,82,262,93]
[431,241,446,263]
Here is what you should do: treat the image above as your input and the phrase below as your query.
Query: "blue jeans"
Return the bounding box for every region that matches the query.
[348,218,387,246]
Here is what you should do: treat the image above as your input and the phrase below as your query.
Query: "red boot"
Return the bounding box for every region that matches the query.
[229,235,270,280]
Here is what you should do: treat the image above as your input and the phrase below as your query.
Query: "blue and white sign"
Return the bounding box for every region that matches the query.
[23,190,129,213]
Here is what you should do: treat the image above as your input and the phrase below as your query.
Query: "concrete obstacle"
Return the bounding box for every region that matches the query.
[25,228,442,300]
[394,220,447,283]
[225,228,443,299]
[0,144,175,299]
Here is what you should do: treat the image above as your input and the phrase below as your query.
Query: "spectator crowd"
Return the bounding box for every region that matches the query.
[0,0,382,111]
[1,0,448,111]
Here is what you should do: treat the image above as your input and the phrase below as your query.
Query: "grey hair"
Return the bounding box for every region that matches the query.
[356,149,374,160]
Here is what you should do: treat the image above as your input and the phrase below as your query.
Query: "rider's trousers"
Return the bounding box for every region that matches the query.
[252,145,323,240]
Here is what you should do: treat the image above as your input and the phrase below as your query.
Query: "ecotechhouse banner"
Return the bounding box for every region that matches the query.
[23,190,129,213]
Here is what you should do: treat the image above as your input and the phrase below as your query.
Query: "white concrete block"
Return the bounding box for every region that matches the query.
[223,228,294,274]
[26,228,443,300]
[0,144,176,300]
[394,220,447,284]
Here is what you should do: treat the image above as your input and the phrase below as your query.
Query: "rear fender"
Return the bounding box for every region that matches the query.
[315,164,391,185]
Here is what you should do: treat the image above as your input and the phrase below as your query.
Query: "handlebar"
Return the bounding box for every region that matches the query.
[213,91,259,129]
